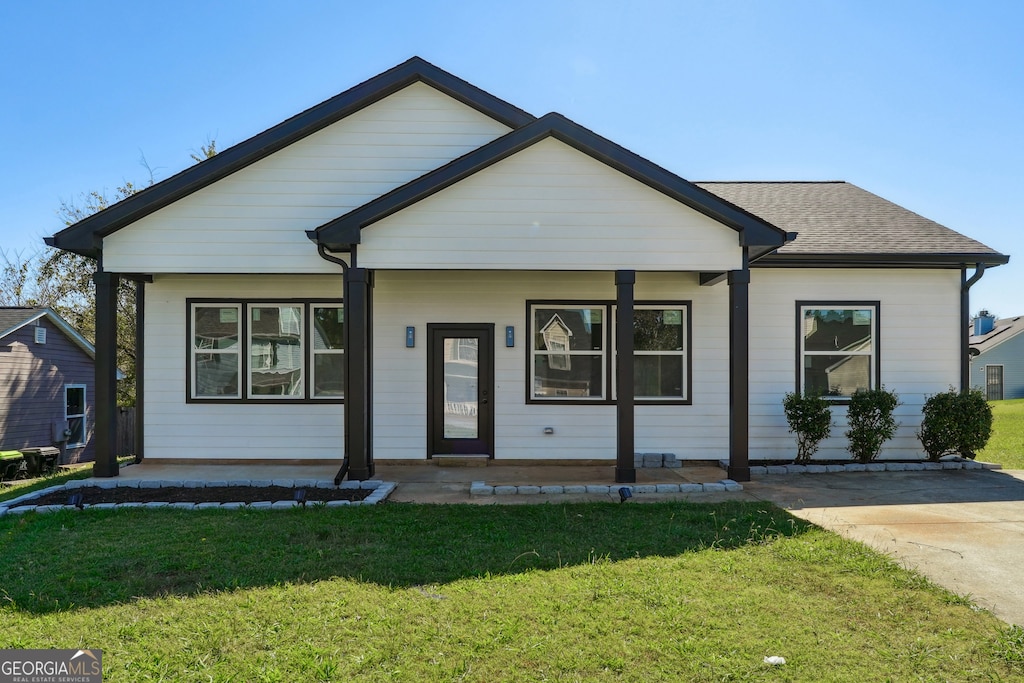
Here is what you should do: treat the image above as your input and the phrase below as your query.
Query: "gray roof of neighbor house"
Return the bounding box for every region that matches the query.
[969,315,1024,354]
[696,181,1009,267]
[0,307,98,358]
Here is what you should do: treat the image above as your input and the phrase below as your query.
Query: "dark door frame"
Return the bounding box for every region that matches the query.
[426,323,495,458]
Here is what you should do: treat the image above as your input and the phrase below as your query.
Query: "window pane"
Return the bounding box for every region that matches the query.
[66,387,84,415]
[314,354,345,397]
[534,307,604,351]
[634,309,685,351]
[313,306,344,350]
[803,309,873,352]
[804,354,870,397]
[635,355,684,398]
[194,306,239,349]
[444,338,478,438]
[251,306,303,397]
[67,416,85,444]
[195,352,239,397]
[534,354,603,398]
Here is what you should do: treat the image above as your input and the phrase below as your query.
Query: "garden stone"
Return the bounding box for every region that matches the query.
[825,465,846,473]
[786,465,807,474]
[91,502,117,509]
[204,480,229,488]
[250,479,274,487]
[923,462,943,470]
[702,483,726,493]
[634,484,657,494]
[228,479,252,487]
[586,485,611,494]
[271,501,297,509]
[518,486,541,495]
[750,466,768,476]
[904,462,926,471]
[767,465,788,475]
[563,485,587,494]
[118,502,145,509]
[494,486,517,495]
[540,485,564,494]
[325,500,351,507]
[144,502,170,509]
[470,483,494,496]
[170,502,195,509]
[885,463,908,472]
[314,480,337,489]
[941,461,961,470]
[964,461,983,470]
[655,484,679,493]
[293,479,317,488]
[806,465,827,474]
[679,484,704,493]
[183,480,206,488]
[643,453,664,468]
[844,463,866,472]
[115,480,141,488]
[360,480,384,490]
[271,479,295,488]
[64,479,90,489]
[93,479,118,489]
[339,481,361,490]
[866,463,887,472]
[195,502,221,510]
[220,502,245,510]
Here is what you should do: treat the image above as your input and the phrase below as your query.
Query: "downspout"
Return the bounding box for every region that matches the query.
[961,263,986,393]
[315,243,351,483]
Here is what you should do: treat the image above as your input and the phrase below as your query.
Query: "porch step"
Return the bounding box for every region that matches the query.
[433,454,490,467]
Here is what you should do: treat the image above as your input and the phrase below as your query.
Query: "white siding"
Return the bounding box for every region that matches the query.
[143,274,345,460]
[372,270,731,461]
[358,138,742,271]
[103,83,512,274]
[748,268,961,461]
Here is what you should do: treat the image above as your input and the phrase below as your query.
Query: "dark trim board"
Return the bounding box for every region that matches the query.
[47,57,536,258]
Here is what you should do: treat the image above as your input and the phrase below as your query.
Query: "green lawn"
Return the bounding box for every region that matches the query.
[979,398,1024,469]
[2,502,1020,681]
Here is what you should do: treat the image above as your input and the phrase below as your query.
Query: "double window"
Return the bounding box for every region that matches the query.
[798,302,879,399]
[188,300,344,402]
[529,301,690,403]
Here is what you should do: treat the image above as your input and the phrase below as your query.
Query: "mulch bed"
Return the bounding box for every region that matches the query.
[9,485,371,508]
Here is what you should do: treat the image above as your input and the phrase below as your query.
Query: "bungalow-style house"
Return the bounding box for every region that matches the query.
[45,58,1009,482]
[969,311,1024,400]
[0,307,98,463]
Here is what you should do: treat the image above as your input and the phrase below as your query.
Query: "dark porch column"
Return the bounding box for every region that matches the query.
[345,267,374,480]
[615,270,636,483]
[93,271,120,478]
[727,264,750,482]
[134,279,145,462]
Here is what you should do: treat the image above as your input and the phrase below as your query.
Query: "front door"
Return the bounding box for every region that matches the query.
[427,324,494,457]
[986,365,1004,401]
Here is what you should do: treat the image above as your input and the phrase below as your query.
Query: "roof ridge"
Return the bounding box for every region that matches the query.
[694,180,848,184]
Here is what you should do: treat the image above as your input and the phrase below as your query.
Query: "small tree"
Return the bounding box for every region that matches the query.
[845,387,900,462]
[918,388,993,460]
[783,392,834,463]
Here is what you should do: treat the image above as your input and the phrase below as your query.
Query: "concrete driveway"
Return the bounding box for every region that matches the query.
[743,469,1024,626]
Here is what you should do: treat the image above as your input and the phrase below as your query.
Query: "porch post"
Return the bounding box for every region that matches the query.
[615,270,636,483]
[92,271,120,478]
[345,267,374,479]
[727,255,750,482]
[134,279,144,462]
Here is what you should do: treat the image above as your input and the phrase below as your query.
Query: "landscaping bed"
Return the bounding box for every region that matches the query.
[8,484,371,508]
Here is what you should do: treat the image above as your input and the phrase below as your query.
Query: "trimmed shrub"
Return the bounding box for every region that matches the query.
[845,387,900,463]
[918,388,993,461]
[783,392,834,464]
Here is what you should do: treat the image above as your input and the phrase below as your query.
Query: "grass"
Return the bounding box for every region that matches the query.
[1,501,1019,681]
[978,398,1024,469]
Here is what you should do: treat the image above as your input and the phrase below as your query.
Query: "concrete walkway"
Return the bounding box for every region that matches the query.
[742,469,1024,626]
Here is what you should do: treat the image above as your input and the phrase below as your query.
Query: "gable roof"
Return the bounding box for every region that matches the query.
[0,307,98,359]
[697,181,1009,267]
[969,315,1024,355]
[46,57,537,259]
[309,112,791,254]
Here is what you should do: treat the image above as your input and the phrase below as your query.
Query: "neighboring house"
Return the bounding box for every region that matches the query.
[969,311,1024,400]
[45,58,1009,481]
[0,307,98,463]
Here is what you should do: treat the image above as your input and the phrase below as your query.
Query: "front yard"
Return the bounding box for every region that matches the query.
[979,398,1024,470]
[1,501,1020,681]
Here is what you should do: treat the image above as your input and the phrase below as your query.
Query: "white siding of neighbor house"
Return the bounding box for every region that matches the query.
[748,268,961,461]
[102,83,512,274]
[143,274,345,460]
[371,270,731,461]
[357,138,743,272]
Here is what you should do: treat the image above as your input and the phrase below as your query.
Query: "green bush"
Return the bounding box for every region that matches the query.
[845,387,900,463]
[783,392,834,464]
[918,388,993,461]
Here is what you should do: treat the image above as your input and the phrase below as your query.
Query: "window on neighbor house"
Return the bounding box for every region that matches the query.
[798,303,879,399]
[65,385,86,447]
[189,301,344,402]
[528,302,690,403]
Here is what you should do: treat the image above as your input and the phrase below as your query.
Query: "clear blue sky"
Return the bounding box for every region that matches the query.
[1,0,1020,315]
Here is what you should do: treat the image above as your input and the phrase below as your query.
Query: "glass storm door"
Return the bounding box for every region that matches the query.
[427,324,494,457]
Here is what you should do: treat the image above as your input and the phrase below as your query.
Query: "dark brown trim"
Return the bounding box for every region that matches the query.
[426,323,495,459]
[345,269,373,479]
[312,113,790,251]
[185,298,344,405]
[615,271,636,483]
[794,300,882,404]
[757,252,1010,268]
[134,280,145,463]
[48,57,536,258]
[727,258,750,482]
[93,271,119,477]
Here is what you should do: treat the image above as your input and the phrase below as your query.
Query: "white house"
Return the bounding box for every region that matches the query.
[47,58,1009,482]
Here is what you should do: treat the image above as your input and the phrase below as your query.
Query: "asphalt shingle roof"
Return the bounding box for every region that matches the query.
[0,307,46,337]
[969,315,1024,354]
[695,181,1004,260]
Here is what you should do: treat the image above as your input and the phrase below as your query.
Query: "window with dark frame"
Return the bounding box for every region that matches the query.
[798,303,878,399]
[65,385,86,446]
[188,300,344,403]
[528,301,690,403]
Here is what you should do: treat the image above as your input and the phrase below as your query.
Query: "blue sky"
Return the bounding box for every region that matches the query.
[1,0,1020,315]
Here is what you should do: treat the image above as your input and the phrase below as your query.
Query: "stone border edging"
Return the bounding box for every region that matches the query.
[722,460,1000,475]
[470,480,743,496]
[0,479,397,516]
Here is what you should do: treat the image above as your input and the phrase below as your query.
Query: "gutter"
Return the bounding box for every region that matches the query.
[961,263,986,393]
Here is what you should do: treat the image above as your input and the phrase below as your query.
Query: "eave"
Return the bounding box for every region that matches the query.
[46,57,537,259]
[753,252,1011,269]
[310,112,791,251]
